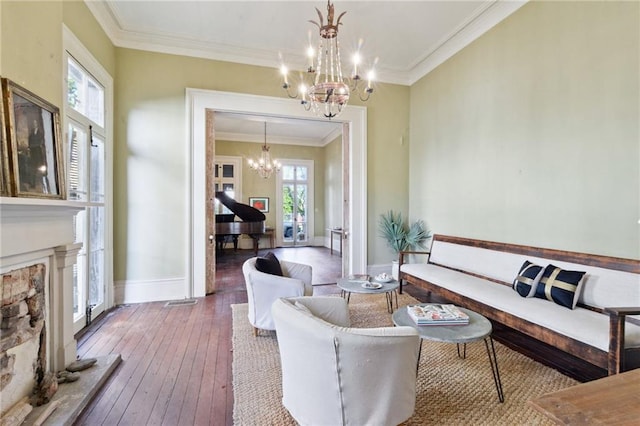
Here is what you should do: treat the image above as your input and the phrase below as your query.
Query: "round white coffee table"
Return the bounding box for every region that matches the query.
[393,304,504,402]
[337,277,399,313]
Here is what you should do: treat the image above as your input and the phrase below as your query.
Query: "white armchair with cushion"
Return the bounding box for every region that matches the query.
[242,255,313,334]
[272,296,421,426]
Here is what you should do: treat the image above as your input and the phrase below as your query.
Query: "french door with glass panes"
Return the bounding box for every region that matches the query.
[64,42,112,333]
[277,160,314,247]
[213,156,242,252]
[213,156,242,214]
[68,121,106,332]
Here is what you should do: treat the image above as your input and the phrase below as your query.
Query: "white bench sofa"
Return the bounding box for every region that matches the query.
[399,235,640,375]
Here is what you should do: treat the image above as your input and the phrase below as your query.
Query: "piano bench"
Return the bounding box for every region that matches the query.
[264,227,275,249]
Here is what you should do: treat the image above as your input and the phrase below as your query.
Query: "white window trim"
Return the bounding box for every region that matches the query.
[214,155,243,202]
[62,25,114,316]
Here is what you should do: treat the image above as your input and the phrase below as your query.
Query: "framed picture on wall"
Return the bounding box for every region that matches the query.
[0,80,11,196]
[249,197,269,213]
[2,78,66,199]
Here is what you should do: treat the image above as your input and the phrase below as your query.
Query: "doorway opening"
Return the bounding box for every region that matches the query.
[186,89,367,297]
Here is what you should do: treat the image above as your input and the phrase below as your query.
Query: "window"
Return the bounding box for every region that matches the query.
[214,156,242,214]
[64,27,113,332]
[277,159,314,247]
[67,59,104,127]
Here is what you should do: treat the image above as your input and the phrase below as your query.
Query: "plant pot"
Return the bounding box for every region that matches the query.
[391,260,400,281]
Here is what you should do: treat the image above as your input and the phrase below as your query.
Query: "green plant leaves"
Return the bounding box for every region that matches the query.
[379,210,431,255]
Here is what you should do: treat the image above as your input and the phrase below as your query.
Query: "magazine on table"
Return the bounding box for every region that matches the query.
[347,274,371,285]
[348,274,370,282]
[407,304,470,325]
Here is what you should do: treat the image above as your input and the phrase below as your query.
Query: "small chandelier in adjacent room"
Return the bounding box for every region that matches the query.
[280,0,376,119]
[247,122,282,179]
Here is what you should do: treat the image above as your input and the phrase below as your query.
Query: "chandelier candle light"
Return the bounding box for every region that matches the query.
[248,122,282,179]
[281,0,376,119]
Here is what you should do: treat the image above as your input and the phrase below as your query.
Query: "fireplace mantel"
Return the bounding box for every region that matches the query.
[0,197,84,259]
[1,196,84,414]
[0,196,84,218]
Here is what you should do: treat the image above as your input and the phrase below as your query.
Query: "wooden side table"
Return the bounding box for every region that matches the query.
[263,227,275,249]
[528,368,640,424]
[329,228,343,256]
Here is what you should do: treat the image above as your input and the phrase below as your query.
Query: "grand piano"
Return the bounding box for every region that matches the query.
[214,191,266,254]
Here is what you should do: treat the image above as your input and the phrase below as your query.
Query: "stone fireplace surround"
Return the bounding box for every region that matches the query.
[0,198,83,416]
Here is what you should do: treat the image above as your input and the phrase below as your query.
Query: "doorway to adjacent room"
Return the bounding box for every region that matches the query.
[186,89,368,297]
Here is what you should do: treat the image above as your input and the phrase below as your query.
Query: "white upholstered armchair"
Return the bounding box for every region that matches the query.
[272,296,421,426]
[242,257,313,334]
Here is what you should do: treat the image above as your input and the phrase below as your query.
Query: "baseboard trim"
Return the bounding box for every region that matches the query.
[114,277,186,304]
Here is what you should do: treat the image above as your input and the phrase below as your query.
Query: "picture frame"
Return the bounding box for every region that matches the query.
[2,78,66,199]
[0,80,11,196]
[249,197,269,213]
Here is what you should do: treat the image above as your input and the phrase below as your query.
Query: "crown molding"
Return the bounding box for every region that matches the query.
[408,0,528,85]
[216,126,341,148]
[84,1,119,42]
[86,0,528,87]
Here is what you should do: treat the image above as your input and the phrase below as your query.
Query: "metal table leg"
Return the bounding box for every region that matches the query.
[484,336,505,403]
[384,291,393,313]
[416,339,423,374]
[457,343,467,359]
[383,289,399,313]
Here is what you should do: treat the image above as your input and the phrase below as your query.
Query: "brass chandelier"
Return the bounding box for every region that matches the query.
[280,0,375,119]
[247,122,282,179]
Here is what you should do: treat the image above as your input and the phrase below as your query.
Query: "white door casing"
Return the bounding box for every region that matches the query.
[185,89,367,297]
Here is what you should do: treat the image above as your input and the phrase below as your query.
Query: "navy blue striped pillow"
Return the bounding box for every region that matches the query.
[534,264,586,309]
[512,261,543,298]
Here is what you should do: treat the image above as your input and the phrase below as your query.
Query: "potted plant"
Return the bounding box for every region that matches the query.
[378,210,431,279]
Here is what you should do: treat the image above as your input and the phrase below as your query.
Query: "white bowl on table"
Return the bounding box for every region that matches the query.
[361,282,383,289]
[375,273,393,283]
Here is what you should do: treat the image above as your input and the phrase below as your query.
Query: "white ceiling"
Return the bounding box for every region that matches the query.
[86,0,526,145]
[215,111,343,146]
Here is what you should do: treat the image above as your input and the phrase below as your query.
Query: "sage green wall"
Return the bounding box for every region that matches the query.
[0,1,115,105]
[114,47,409,281]
[409,1,639,259]
[62,1,116,75]
[0,1,408,284]
[1,1,63,106]
[214,139,327,237]
[324,135,343,232]
[368,84,411,265]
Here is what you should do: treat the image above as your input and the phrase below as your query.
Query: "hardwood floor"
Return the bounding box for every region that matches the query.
[75,246,605,425]
[74,247,341,425]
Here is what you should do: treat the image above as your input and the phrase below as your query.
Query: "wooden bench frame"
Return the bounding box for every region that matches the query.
[399,235,640,375]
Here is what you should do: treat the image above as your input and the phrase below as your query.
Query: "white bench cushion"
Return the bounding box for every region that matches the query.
[428,240,640,309]
[401,263,640,351]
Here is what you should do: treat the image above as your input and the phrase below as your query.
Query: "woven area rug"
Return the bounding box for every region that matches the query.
[232,292,577,425]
